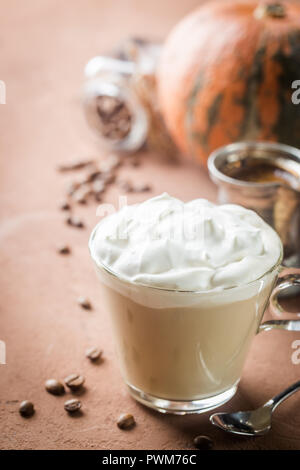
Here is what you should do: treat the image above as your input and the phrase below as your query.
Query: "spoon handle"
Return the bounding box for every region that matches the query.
[259,320,300,332]
[265,380,300,411]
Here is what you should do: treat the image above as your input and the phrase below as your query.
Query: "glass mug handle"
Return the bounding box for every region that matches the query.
[259,269,300,333]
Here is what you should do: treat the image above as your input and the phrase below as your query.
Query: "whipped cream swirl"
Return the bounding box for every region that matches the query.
[90,193,282,291]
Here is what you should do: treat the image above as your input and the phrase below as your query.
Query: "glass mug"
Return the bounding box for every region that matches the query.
[89,225,300,414]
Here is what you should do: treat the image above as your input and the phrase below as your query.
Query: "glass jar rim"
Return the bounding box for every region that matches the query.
[208,140,300,190]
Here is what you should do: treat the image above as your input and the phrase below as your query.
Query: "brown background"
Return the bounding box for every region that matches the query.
[0,0,300,450]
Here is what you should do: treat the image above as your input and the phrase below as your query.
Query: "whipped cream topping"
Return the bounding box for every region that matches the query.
[90,193,282,291]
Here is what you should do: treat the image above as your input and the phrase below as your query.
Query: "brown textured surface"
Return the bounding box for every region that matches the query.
[0,0,300,450]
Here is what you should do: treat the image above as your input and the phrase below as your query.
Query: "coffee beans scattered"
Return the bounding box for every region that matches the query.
[85,347,102,362]
[64,398,82,413]
[56,151,151,233]
[64,374,85,391]
[78,296,92,310]
[117,413,136,430]
[19,400,35,417]
[193,435,214,450]
[57,245,71,255]
[45,379,65,396]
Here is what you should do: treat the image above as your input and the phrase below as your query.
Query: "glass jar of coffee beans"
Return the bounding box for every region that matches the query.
[83,55,149,153]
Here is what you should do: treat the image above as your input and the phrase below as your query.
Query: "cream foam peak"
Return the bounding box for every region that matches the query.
[90,193,282,291]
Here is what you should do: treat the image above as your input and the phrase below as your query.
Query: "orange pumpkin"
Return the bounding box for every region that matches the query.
[157,0,300,167]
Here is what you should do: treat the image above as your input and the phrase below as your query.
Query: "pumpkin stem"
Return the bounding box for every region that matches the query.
[254,2,286,19]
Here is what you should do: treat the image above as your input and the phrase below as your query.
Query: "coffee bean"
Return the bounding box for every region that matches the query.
[75,174,91,186]
[94,192,102,202]
[101,171,116,185]
[73,187,92,204]
[133,182,151,193]
[96,95,122,117]
[75,196,87,205]
[85,347,102,362]
[99,154,121,172]
[78,296,92,310]
[118,179,150,193]
[117,413,136,430]
[19,401,35,417]
[64,398,82,413]
[57,159,94,172]
[64,374,85,391]
[66,181,81,196]
[96,97,132,140]
[59,201,71,211]
[130,157,140,167]
[45,379,65,396]
[118,179,133,193]
[57,245,71,255]
[92,180,105,198]
[193,435,214,450]
[117,118,131,134]
[66,216,85,229]
[84,170,102,183]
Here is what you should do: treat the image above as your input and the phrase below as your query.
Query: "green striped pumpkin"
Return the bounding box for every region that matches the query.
[158,0,300,166]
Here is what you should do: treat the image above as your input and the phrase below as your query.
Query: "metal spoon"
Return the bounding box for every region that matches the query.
[210,380,300,436]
